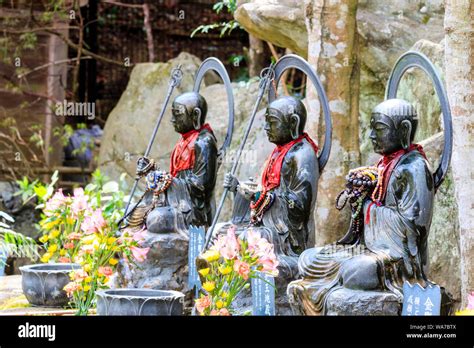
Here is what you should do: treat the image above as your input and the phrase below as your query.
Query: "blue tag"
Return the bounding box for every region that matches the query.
[251,270,275,316]
[188,225,205,290]
[402,281,441,316]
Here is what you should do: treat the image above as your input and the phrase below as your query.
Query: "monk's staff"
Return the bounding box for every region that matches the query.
[118,65,183,229]
[203,63,275,249]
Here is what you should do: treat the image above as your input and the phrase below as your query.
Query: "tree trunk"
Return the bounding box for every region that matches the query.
[444,0,474,308]
[248,34,267,77]
[304,0,360,245]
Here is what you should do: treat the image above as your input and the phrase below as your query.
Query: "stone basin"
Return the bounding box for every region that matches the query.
[96,288,185,316]
[19,263,81,307]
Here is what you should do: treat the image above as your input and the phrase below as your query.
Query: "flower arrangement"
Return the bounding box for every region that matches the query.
[455,292,474,316]
[37,171,149,315]
[195,226,279,316]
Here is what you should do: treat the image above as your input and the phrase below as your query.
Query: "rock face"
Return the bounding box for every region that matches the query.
[235,0,307,56]
[98,52,201,184]
[115,231,189,294]
[325,288,401,316]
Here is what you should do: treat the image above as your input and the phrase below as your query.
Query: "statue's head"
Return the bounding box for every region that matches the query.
[171,92,208,134]
[264,96,307,145]
[369,99,418,155]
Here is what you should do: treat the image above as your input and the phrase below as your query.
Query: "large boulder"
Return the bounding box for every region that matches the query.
[235,0,307,56]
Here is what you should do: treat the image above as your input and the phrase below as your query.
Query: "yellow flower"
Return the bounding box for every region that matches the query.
[218,265,232,275]
[83,285,91,292]
[42,219,60,230]
[112,246,121,252]
[39,235,49,243]
[106,237,116,245]
[82,235,96,245]
[48,244,58,253]
[84,276,92,283]
[221,291,228,298]
[202,281,215,292]
[202,250,220,262]
[216,300,224,309]
[50,229,60,238]
[66,217,75,225]
[93,240,100,250]
[109,258,118,266]
[198,268,210,277]
[40,253,51,263]
[83,264,92,272]
[59,249,66,256]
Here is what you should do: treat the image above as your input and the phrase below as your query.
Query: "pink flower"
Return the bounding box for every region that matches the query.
[468,292,474,310]
[68,233,81,240]
[218,308,230,316]
[81,245,94,255]
[81,209,107,234]
[258,254,279,276]
[64,242,74,249]
[131,246,150,262]
[246,228,262,253]
[132,227,148,245]
[253,238,274,258]
[195,295,211,314]
[73,269,88,281]
[44,189,67,216]
[58,256,71,263]
[98,266,114,277]
[63,282,81,297]
[219,226,240,260]
[233,260,250,280]
[71,188,89,217]
[210,309,219,316]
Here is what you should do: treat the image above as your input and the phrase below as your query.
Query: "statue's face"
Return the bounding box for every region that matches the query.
[264,107,292,145]
[171,102,194,134]
[369,113,404,155]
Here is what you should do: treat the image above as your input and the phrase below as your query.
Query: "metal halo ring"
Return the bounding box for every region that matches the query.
[268,54,332,172]
[386,51,453,189]
[193,57,234,156]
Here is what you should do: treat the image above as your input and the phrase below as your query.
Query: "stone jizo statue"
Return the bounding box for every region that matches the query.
[288,99,438,315]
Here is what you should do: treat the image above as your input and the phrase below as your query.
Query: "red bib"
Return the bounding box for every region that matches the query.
[375,143,426,203]
[261,133,318,193]
[169,124,213,177]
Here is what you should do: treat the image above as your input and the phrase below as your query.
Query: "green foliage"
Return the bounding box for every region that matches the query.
[191,1,242,38]
[14,171,59,207]
[19,32,37,50]
[0,211,40,268]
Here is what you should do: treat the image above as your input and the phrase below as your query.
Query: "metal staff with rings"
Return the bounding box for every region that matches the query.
[118,65,183,229]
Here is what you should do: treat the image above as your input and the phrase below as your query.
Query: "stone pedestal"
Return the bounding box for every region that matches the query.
[325,288,401,316]
[116,231,190,296]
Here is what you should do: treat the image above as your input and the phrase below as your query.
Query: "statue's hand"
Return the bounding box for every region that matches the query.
[237,179,258,200]
[136,156,156,177]
[223,172,239,192]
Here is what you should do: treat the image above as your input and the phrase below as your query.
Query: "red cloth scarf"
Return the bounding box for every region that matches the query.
[169,124,213,177]
[261,133,318,193]
[365,143,426,224]
[376,143,426,203]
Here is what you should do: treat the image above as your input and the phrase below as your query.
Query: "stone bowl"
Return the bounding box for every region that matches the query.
[19,263,81,307]
[96,288,185,316]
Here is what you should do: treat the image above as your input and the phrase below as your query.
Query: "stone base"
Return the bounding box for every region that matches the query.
[325,288,401,316]
[115,231,190,297]
[324,287,453,316]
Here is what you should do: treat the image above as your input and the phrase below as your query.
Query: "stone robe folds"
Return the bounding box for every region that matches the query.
[288,149,434,315]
